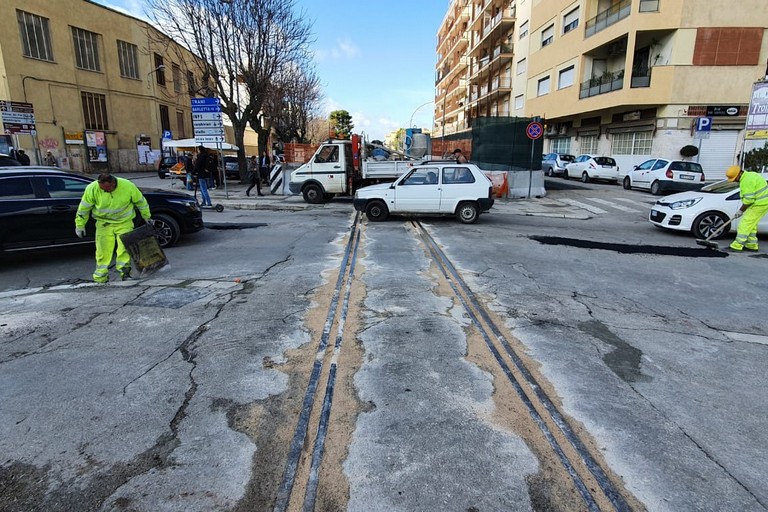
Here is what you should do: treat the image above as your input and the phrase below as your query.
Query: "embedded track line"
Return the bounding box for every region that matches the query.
[273,212,362,512]
[412,219,633,512]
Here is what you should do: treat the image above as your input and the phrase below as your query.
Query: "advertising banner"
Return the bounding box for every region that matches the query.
[745,81,768,140]
[86,131,108,162]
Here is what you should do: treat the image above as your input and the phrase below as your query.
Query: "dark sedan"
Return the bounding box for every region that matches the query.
[0,167,204,254]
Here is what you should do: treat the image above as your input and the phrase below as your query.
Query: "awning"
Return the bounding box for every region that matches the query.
[163,138,239,151]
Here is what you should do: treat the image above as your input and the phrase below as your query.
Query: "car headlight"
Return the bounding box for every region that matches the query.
[168,199,199,210]
[668,197,702,210]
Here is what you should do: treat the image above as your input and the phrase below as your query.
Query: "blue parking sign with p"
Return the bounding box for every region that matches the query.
[696,117,712,132]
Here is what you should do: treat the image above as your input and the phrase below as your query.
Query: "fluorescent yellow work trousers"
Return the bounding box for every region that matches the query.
[93,219,134,282]
[730,203,768,251]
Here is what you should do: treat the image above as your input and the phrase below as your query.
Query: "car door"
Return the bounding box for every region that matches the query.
[38,175,93,244]
[0,176,45,250]
[310,144,345,185]
[631,159,657,189]
[440,166,475,212]
[393,167,441,212]
[568,155,588,176]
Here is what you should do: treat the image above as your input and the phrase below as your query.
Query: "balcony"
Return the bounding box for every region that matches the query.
[585,0,631,38]
[473,6,516,48]
[579,69,625,99]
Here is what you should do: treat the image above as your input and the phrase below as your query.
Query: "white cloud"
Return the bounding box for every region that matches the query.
[315,38,361,62]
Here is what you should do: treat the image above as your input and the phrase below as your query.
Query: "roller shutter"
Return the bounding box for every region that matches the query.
[698,130,738,181]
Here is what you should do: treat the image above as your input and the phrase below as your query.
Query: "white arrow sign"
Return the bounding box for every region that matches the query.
[193,128,226,136]
[195,136,226,143]
[192,112,222,121]
[192,120,224,129]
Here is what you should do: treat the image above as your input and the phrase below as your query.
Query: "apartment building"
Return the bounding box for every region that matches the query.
[435,0,768,180]
[0,0,207,171]
[524,0,768,179]
[435,0,529,152]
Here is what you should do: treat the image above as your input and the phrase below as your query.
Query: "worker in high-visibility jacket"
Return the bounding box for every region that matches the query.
[725,165,768,252]
[75,174,152,282]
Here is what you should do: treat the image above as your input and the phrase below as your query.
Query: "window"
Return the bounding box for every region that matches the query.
[639,0,660,12]
[580,135,598,154]
[402,168,439,185]
[563,8,579,33]
[558,66,575,89]
[17,10,53,61]
[551,138,571,154]
[519,21,529,39]
[612,131,653,155]
[0,177,35,199]
[81,92,109,130]
[159,105,170,133]
[187,71,197,95]
[172,65,181,93]
[117,40,139,79]
[176,110,186,138]
[516,58,527,75]
[541,25,554,47]
[154,54,166,86]
[315,145,339,163]
[442,167,475,184]
[43,177,89,198]
[514,94,524,110]
[72,27,100,71]
[537,76,551,96]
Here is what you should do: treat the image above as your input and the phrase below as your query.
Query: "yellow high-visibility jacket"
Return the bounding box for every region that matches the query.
[740,171,768,207]
[75,177,151,228]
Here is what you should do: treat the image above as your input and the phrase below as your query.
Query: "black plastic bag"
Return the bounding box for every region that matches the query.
[119,223,168,274]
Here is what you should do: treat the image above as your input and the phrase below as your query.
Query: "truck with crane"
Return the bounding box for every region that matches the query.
[288,134,430,204]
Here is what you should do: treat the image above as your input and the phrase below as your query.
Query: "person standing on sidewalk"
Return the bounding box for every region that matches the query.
[259,150,271,186]
[246,155,263,196]
[194,146,213,206]
[724,165,768,252]
[75,174,151,283]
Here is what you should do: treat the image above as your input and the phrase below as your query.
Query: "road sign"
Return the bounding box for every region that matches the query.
[192,120,224,129]
[191,97,220,107]
[192,112,223,121]
[0,100,34,113]
[192,128,225,136]
[694,116,712,139]
[162,130,172,140]
[526,121,543,140]
[0,100,36,134]
[194,135,226,143]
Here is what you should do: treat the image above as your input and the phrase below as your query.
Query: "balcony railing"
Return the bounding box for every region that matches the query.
[492,43,514,59]
[585,0,631,37]
[579,69,625,99]
[631,68,652,88]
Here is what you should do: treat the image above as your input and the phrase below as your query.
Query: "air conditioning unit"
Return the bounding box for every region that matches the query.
[546,125,558,136]
[559,125,568,135]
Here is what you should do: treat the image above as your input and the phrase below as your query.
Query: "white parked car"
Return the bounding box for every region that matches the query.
[564,155,619,184]
[353,163,494,224]
[624,158,705,195]
[648,179,768,239]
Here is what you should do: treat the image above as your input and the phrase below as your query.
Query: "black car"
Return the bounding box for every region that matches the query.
[223,156,242,180]
[0,167,204,254]
[157,156,179,179]
[0,154,22,167]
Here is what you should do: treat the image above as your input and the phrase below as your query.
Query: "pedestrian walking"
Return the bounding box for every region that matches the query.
[453,148,468,164]
[259,150,271,186]
[246,155,263,196]
[75,174,152,283]
[44,150,57,166]
[16,150,30,165]
[183,152,194,191]
[724,165,768,252]
[193,145,213,206]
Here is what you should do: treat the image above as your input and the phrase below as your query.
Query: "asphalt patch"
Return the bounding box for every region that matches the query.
[205,223,267,230]
[531,236,728,258]
[130,288,208,308]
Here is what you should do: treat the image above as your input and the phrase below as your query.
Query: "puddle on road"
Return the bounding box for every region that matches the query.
[531,236,728,258]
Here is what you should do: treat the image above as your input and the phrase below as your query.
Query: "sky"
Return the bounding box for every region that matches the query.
[93,0,448,141]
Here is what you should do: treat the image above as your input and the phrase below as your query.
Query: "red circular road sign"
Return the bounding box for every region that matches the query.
[526,121,544,140]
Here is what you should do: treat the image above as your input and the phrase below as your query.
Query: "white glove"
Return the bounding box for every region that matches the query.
[733,210,743,220]
[75,227,86,238]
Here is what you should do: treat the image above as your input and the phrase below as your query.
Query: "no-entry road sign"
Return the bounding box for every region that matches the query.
[526,121,543,140]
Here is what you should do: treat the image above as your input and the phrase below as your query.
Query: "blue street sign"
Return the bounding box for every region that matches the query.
[695,117,713,132]
[162,130,172,140]
[191,97,220,106]
[190,105,221,113]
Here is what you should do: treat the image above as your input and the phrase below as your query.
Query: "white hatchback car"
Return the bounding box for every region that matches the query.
[353,163,494,224]
[624,158,705,195]
[564,155,619,184]
[648,179,768,239]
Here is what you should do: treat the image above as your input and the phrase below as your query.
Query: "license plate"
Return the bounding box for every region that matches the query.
[680,174,694,180]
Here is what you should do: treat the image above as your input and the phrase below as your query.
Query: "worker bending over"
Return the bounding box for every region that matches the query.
[75,174,152,282]
[725,165,768,252]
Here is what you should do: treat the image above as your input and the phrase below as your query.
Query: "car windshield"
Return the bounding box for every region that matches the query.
[163,157,177,165]
[594,157,616,166]
[700,180,739,193]
[560,154,575,162]
[224,156,237,162]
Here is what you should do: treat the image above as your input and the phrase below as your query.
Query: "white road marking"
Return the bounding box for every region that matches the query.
[560,199,608,214]
[586,197,641,213]
[615,197,656,208]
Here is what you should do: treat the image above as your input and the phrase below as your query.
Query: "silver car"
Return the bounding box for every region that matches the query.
[541,153,575,177]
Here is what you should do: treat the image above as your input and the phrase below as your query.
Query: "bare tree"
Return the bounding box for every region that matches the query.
[146,0,312,179]
[265,63,322,143]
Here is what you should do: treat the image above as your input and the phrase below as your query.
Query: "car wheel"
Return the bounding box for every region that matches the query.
[302,183,324,204]
[650,180,662,195]
[623,176,632,190]
[158,172,166,179]
[365,200,389,222]
[546,168,553,177]
[581,172,590,183]
[456,202,479,224]
[692,211,728,240]
[151,214,180,248]
[563,170,569,180]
